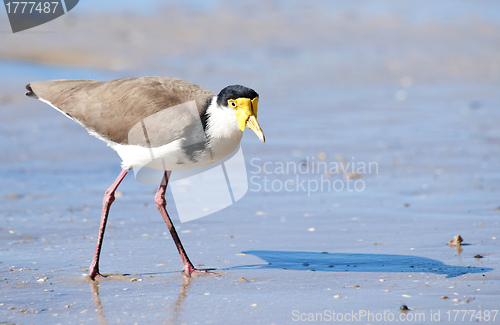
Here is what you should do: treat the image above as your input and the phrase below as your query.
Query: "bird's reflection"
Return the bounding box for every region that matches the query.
[165,276,192,324]
[89,280,106,325]
[88,274,193,325]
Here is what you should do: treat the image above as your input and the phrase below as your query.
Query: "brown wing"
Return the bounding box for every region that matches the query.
[26,77,215,146]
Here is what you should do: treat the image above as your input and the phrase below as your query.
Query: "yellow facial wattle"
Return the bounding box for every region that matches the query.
[228,97,265,143]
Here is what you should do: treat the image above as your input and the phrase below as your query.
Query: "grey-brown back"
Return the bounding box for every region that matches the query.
[26,77,215,146]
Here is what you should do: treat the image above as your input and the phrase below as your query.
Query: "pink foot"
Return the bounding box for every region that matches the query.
[89,268,105,280]
[182,264,211,277]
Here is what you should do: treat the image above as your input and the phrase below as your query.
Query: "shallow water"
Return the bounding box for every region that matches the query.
[1,1,500,324]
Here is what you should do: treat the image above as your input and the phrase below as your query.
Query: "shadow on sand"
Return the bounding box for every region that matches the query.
[233,250,492,278]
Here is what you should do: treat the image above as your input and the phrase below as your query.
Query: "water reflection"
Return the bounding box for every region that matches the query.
[165,276,192,325]
[88,275,193,325]
[89,280,106,325]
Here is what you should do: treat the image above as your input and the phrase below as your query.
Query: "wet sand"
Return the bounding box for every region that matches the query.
[1,1,500,324]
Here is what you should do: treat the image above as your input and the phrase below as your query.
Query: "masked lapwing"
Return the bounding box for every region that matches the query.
[25,77,265,279]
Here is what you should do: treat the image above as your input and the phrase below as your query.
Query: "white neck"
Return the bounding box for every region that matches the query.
[205,97,243,160]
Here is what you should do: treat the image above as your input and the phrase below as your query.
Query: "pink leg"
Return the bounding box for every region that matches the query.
[155,171,207,276]
[89,168,129,280]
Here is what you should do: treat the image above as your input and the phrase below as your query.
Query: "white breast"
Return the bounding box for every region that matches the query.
[109,97,243,171]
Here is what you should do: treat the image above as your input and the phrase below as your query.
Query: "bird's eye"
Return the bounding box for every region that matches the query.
[230,101,237,108]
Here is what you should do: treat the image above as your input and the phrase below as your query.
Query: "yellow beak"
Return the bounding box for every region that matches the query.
[246,115,265,143]
[234,98,265,143]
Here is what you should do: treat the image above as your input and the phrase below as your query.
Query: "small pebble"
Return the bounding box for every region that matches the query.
[449,234,463,246]
[333,295,341,299]
[238,277,250,283]
[400,305,409,311]
[251,303,258,307]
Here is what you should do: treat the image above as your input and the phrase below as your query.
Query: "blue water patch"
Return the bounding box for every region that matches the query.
[0,59,115,83]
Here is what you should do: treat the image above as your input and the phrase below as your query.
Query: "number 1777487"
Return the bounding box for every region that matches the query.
[5,2,60,14]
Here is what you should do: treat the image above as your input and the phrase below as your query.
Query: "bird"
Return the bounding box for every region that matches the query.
[25,77,265,280]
